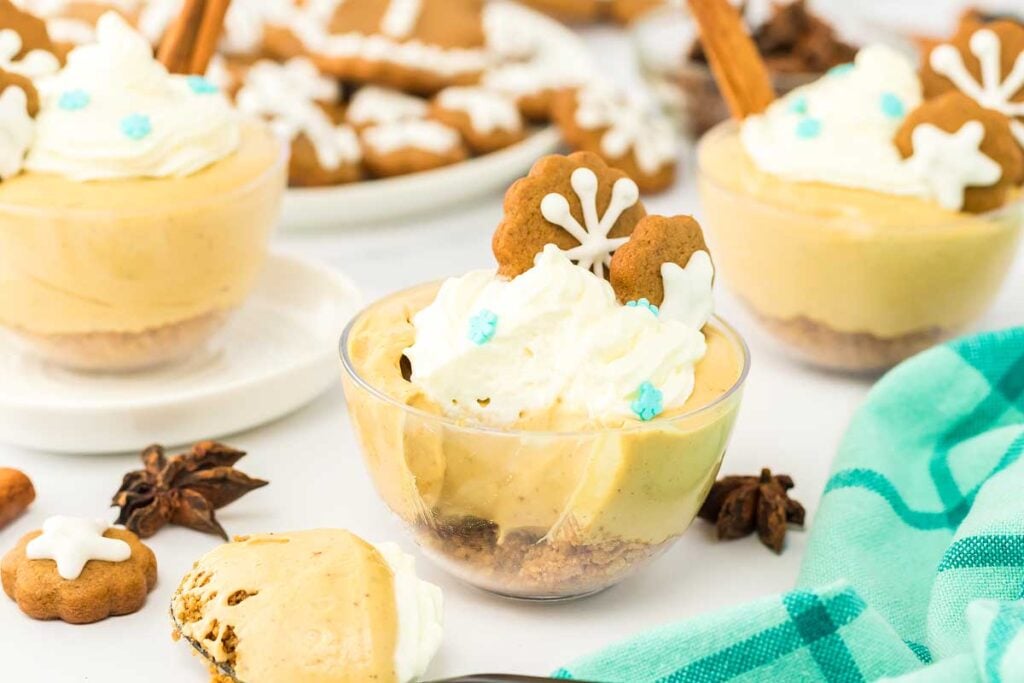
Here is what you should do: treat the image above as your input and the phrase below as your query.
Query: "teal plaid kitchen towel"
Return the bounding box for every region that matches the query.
[555,327,1024,683]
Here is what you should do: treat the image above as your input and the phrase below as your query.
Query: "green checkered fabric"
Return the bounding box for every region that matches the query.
[554,327,1024,683]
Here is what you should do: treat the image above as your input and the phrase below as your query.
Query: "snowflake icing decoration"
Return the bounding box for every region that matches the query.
[631,381,663,422]
[930,28,1024,148]
[540,167,639,278]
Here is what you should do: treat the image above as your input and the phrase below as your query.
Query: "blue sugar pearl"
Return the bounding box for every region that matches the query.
[58,89,90,111]
[186,75,219,94]
[879,91,905,119]
[120,113,152,140]
[787,95,809,115]
[625,298,659,316]
[829,63,854,76]
[467,309,498,345]
[795,117,822,139]
[631,381,664,422]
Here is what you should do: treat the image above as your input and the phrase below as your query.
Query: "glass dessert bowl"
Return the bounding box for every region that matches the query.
[341,282,749,600]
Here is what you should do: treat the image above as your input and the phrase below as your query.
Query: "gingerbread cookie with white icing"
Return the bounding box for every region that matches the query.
[895,91,1024,214]
[920,19,1024,153]
[517,0,663,25]
[2,516,157,624]
[493,151,646,278]
[346,84,429,129]
[361,118,467,177]
[13,0,138,55]
[430,86,524,154]
[552,86,678,193]
[609,215,710,307]
[0,0,61,76]
[235,57,363,187]
[267,0,489,95]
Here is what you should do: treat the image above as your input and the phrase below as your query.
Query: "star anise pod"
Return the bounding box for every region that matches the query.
[112,441,268,540]
[698,468,805,553]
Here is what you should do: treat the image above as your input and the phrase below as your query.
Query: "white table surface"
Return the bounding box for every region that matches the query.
[2,17,1023,682]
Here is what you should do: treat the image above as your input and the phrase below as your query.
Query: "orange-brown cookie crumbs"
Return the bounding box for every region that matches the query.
[609,215,709,306]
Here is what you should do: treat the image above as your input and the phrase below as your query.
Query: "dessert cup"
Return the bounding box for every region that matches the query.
[0,122,287,372]
[341,282,749,600]
[696,122,1023,372]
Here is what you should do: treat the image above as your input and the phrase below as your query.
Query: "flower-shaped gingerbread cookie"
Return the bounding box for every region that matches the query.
[920,20,1024,152]
[493,151,646,278]
[895,92,1024,213]
[610,214,710,306]
[2,516,157,624]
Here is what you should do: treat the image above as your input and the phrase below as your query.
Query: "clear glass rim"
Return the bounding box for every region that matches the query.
[695,120,1024,228]
[339,281,751,438]
[0,124,288,218]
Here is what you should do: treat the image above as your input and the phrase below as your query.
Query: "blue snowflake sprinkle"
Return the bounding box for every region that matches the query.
[631,381,664,422]
[467,309,498,345]
[626,298,659,316]
[795,117,822,139]
[58,89,90,111]
[787,95,809,115]
[120,113,152,140]
[879,91,905,119]
[186,75,219,95]
[828,63,854,76]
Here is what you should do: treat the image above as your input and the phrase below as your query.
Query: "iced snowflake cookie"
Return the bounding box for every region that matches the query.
[493,151,646,278]
[12,0,139,53]
[0,0,61,74]
[171,530,443,683]
[346,84,429,129]
[266,0,489,95]
[553,86,679,193]
[430,86,524,153]
[1,516,157,624]
[235,57,363,187]
[920,19,1024,152]
[894,91,1024,214]
[361,118,467,177]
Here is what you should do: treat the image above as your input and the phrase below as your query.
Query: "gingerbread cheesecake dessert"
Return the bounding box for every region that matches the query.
[693,4,1024,371]
[342,152,748,599]
[0,12,286,371]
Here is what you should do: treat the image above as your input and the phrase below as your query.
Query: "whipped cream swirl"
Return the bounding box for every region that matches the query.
[405,246,713,425]
[26,13,240,181]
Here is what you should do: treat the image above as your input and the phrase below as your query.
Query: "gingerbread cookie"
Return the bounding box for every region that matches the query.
[895,91,1024,213]
[235,57,363,187]
[16,0,138,53]
[553,86,678,194]
[921,20,1024,152]
[493,151,646,278]
[430,86,524,153]
[0,0,60,79]
[609,215,710,306]
[2,516,157,624]
[0,72,35,179]
[267,0,489,95]
[518,0,662,25]
[0,467,33,529]
[346,84,429,128]
[360,119,467,177]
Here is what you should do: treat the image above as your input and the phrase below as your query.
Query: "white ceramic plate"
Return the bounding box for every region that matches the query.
[0,253,362,454]
[280,126,562,230]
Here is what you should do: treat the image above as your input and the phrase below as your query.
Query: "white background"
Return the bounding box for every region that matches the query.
[2,5,1023,681]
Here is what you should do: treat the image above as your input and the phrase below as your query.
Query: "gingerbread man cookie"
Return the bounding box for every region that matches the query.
[493,151,646,278]
[2,516,157,624]
[235,57,363,187]
[609,215,710,306]
[360,118,468,177]
[895,91,1024,213]
[553,86,678,193]
[268,0,489,95]
[430,86,524,154]
[920,20,1024,152]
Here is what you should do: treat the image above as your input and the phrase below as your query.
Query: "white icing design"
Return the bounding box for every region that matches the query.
[362,119,460,155]
[906,120,1003,211]
[930,29,1024,149]
[540,167,639,278]
[380,0,422,40]
[0,28,60,80]
[0,86,34,180]
[436,86,521,134]
[347,86,428,126]
[43,17,95,46]
[25,516,131,580]
[574,88,677,175]
[236,58,360,171]
[660,251,714,330]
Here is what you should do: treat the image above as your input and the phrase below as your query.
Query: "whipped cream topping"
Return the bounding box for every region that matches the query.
[0,86,34,179]
[25,13,241,181]
[405,245,713,426]
[373,542,444,683]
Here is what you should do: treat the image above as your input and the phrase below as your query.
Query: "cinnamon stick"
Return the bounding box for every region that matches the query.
[189,0,232,75]
[157,0,205,73]
[687,0,776,119]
